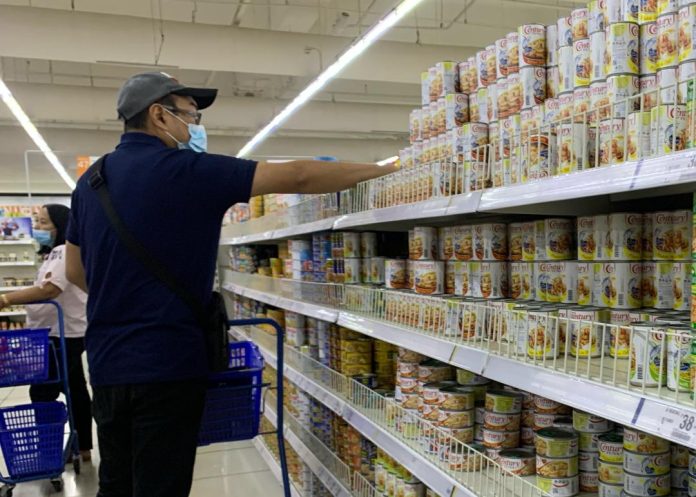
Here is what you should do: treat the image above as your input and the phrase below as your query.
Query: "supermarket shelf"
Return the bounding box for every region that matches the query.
[222,217,338,245]
[237,326,486,497]
[227,277,696,449]
[223,281,340,322]
[252,437,304,497]
[263,401,353,497]
[0,261,35,267]
[333,197,455,230]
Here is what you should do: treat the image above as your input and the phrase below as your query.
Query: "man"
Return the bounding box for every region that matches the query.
[65,72,397,497]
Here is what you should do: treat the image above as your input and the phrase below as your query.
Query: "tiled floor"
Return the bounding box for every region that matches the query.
[0,386,285,497]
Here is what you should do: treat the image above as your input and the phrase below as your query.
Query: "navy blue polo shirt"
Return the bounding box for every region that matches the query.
[66,132,257,386]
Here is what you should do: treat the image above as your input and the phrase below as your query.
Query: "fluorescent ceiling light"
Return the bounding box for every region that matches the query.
[376,155,399,166]
[237,0,425,158]
[0,79,76,190]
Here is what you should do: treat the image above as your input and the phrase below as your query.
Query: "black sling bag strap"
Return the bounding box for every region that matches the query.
[87,155,229,372]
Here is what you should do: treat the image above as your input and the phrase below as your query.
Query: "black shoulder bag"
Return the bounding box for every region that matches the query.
[87,155,229,373]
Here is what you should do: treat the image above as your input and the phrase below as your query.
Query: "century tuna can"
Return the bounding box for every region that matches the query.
[678,61,696,103]
[412,226,437,260]
[607,74,640,117]
[589,0,605,33]
[641,22,659,74]
[657,12,679,68]
[482,428,520,448]
[519,24,547,67]
[679,4,696,62]
[535,412,560,431]
[573,410,614,432]
[496,37,509,79]
[657,66,678,103]
[385,259,407,289]
[487,82,499,122]
[559,46,575,93]
[536,428,579,458]
[520,66,547,108]
[599,118,626,166]
[600,262,643,309]
[598,460,624,484]
[498,449,536,476]
[507,31,520,74]
[667,326,692,390]
[622,450,670,475]
[672,261,690,310]
[547,66,560,98]
[438,385,476,410]
[414,261,444,295]
[598,481,623,497]
[537,454,579,478]
[545,218,575,260]
[472,223,508,261]
[528,308,560,358]
[577,216,597,261]
[574,38,592,87]
[485,390,523,414]
[591,31,608,82]
[572,8,589,40]
[574,86,592,122]
[609,212,644,260]
[640,0,658,23]
[606,22,640,75]
[484,411,521,431]
[640,74,659,109]
[650,104,687,155]
[598,432,624,463]
[559,16,573,46]
[521,425,536,445]
[623,427,671,453]
[627,111,652,160]
[671,443,689,468]
[580,471,599,492]
[672,466,689,489]
[623,472,671,496]
[485,44,497,86]
[536,475,580,496]
[579,431,604,452]
[497,77,510,119]
[436,408,475,429]
[579,450,599,472]
[418,359,453,382]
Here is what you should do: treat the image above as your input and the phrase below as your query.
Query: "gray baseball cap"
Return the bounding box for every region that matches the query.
[116,71,218,120]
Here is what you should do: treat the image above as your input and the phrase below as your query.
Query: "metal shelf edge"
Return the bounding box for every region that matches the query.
[252,438,304,497]
[333,197,452,229]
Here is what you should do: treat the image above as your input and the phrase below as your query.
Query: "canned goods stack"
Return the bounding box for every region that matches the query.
[248,195,264,219]
[309,398,333,448]
[373,340,397,389]
[395,348,425,416]
[482,390,523,460]
[284,311,306,348]
[535,427,580,496]
[375,450,427,497]
[286,239,313,281]
[409,227,444,295]
[228,245,258,274]
[533,395,572,433]
[311,232,332,283]
[417,360,455,447]
[572,410,614,492]
[670,443,689,496]
[336,329,374,380]
[623,428,672,497]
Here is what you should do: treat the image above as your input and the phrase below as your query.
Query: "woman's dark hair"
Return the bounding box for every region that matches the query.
[38,204,70,255]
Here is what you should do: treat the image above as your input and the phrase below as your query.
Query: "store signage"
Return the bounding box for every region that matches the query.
[75,155,99,178]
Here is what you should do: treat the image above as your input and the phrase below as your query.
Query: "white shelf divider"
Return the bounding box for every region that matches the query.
[252,437,304,497]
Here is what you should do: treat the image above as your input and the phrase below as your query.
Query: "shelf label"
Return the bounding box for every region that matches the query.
[676,152,696,183]
[657,406,696,445]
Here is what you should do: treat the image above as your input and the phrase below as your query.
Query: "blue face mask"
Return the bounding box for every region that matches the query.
[34,229,54,247]
[164,109,207,153]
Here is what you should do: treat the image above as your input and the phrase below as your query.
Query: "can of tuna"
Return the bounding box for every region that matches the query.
[498,449,536,476]
[679,4,696,63]
[558,16,573,47]
[622,450,670,475]
[657,12,679,68]
[574,86,592,122]
[519,24,547,67]
[385,259,406,289]
[467,55,478,92]
[484,411,521,431]
[678,60,696,102]
[537,454,579,478]
[476,50,489,89]
[609,212,644,260]
[641,22,659,74]
[607,74,640,117]
[497,77,510,119]
[579,431,604,452]
[626,111,652,160]
[657,0,678,16]
[590,80,611,123]
[438,385,476,410]
[453,225,473,261]
[640,0,658,23]
[343,258,361,283]
[672,466,689,489]
[536,475,580,496]
[672,261,690,310]
[671,443,689,468]
[606,22,640,75]
[436,408,475,429]
[536,428,579,458]
[547,66,560,98]
[580,471,600,492]
[574,39,592,87]
[624,0,640,22]
[658,66,678,103]
[545,218,574,260]
[598,481,623,497]
[559,46,575,93]
[521,425,536,445]
[482,428,520,448]
[591,31,608,82]
[604,0,626,24]
[598,432,624,463]
[572,8,590,40]
[411,226,437,260]
[623,472,671,496]
[506,72,522,114]
[413,261,444,295]
[485,44,497,86]
[599,118,626,165]
[623,427,671,454]
[507,31,520,74]
[641,261,671,308]
[580,450,600,472]
[458,61,470,94]
[640,74,659,109]
[520,66,546,108]
[472,223,507,261]
[598,460,624,484]
[602,262,643,309]
[667,326,692,390]
[650,104,687,155]
[535,412,560,431]
[589,0,606,33]
[496,38,509,79]
[547,24,559,65]
[573,410,614,432]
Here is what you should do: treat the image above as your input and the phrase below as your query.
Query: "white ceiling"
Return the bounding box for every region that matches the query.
[0,0,580,193]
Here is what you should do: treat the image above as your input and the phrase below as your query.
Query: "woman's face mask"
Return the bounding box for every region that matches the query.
[33,229,54,247]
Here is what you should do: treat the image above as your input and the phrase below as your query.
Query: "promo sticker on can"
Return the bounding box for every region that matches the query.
[606,22,640,75]
[678,61,696,103]
[626,111,652,160]
[546,24,559,66]
[590,31,607,82]
[640,74,659,109]
[650,104,687,155]
[572,8,589,40]
[519,24,547,67]
[558,45,575,93]
[641,22,659,74]
[520,66,546,108]
[678,4,696,63]
[506,31,520,74]
[657,12,679,68]
[573,38,592,87]
[598,118,626,165]
[496,37,509,79]
[590,80,611,123]
[607,74,640,118]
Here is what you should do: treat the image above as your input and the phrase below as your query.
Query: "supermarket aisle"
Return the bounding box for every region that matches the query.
[0,386,285,497]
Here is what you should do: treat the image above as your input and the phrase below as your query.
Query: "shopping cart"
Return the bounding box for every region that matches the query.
[197,318,290,497]
[0,301,79,497]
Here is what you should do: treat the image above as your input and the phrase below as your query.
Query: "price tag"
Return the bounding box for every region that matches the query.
[677,152,696,183]
[658,406,696,446]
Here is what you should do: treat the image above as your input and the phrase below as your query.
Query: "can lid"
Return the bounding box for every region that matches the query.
[536,427,578,439]
[598,432,623,444]
[487,389,524,399]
